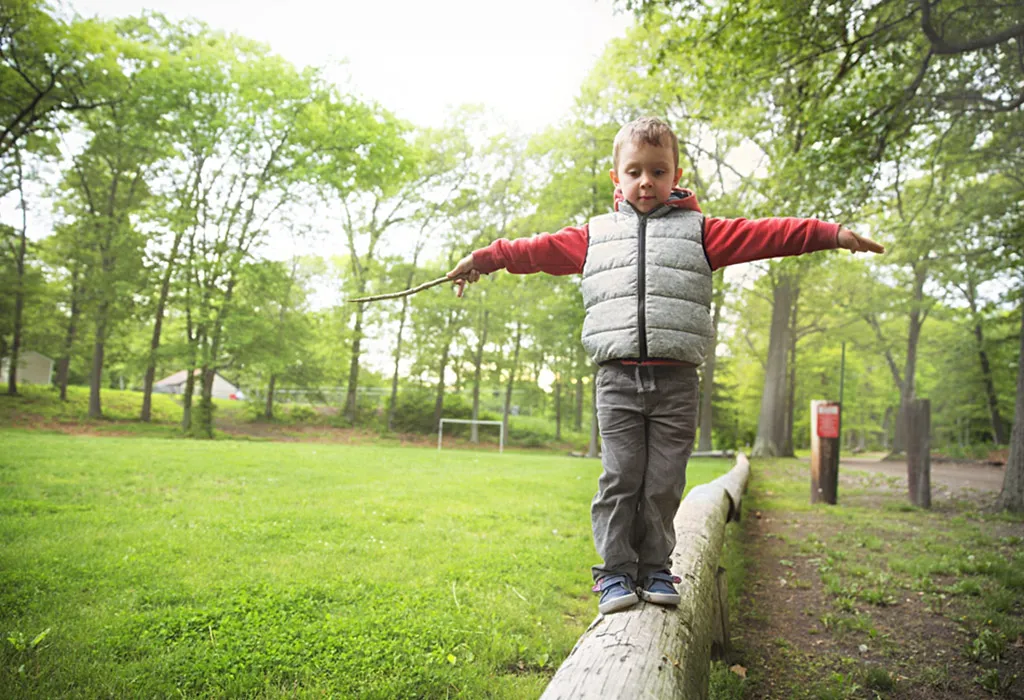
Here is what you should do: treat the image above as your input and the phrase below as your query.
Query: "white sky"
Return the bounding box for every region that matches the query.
[70,0,630,133]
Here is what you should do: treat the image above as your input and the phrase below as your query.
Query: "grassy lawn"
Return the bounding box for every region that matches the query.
[0,429,732,698]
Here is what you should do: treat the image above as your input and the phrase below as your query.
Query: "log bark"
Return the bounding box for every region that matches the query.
[540,455,750,699]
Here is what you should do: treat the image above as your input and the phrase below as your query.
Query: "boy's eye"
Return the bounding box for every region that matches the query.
[654,170,665,176]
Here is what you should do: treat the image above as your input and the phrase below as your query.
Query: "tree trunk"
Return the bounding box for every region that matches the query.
[782,293,800,458]
[141,230,184,422]
[387,296,411,432]
[697,300,721,452]
[345,305,365,423]
[264,374,276,420]
[56,265,82,401]
[6,159,28,396]
[181,366,196,431]
[195,366,215,439]
[432,330,453,432]
[470,310,488,443]
[752,276,795,457]
[88,302,110,419]
[997,302,1024,511]
[973,318,1008,445]
[502,321,522,440]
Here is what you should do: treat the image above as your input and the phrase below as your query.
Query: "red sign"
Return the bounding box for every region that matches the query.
[817,403,840,439]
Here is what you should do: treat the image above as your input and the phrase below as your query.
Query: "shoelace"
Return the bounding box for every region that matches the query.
[592,573,681,593]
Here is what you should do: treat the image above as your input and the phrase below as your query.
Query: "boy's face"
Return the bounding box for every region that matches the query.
[609,139,682,214]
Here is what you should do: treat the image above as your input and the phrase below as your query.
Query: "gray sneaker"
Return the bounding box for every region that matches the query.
[595,574,639,614]
[638,570,681,606]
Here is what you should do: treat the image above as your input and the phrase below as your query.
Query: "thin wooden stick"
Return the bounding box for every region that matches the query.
[347,275,460,303]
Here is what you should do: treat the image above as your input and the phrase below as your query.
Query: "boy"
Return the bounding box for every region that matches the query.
[447,117,883,614]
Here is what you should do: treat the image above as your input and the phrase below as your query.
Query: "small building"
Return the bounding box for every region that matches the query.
[1,350,54,385]
[154,369,245,400]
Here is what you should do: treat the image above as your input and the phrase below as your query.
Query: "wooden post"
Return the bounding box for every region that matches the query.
[810,400,840,505]
[539,455,750,700]
[906,398,931,508]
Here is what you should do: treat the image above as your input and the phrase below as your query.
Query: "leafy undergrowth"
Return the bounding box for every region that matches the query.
[0,429,732,698]
[716,459,1024,699]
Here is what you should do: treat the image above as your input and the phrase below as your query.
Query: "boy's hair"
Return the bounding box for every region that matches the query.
[612,117,679,171]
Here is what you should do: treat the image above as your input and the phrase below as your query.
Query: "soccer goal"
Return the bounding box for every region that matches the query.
[437,418,504,453]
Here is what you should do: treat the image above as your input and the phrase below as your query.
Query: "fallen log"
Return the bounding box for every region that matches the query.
[540,453,751,700]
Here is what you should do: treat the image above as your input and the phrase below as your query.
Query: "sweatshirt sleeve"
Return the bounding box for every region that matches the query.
[704,217,840,271]
[472,224,588,276]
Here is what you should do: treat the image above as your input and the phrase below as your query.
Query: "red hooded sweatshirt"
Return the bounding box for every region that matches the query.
[471,188,840,276]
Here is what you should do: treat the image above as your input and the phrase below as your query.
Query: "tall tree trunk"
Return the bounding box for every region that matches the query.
[345,305,365,423]
[141,230,185,422]
[753,275,795,457]
[387,296,411,432]
[587,365,599,458]
[265,374,277,420]
[6,155,28,396]
[432,327,453,431]
[470,309,488,443]
[502,321,522,440]
[975,317,1008,444]
[88,301,111,419]
[997,301,1024,511]
[181,366,196,432]
[697,299,721,452]
[782,290,800,458]
[56,266,82,401]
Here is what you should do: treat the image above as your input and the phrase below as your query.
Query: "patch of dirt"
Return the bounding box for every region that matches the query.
[733,466,1024,699]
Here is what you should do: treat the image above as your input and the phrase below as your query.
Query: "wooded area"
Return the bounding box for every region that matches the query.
[1,0,1022,506]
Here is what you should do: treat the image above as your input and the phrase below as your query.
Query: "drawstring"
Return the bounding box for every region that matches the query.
[633,365,658,394]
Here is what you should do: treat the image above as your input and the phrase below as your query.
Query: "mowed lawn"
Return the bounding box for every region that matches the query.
[0,430,731,698]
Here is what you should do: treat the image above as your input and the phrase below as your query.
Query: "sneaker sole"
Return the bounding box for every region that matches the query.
[598,591,639,614]
[638,590,680,606]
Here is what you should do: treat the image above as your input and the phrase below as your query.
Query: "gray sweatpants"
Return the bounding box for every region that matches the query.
[591,363,699,582]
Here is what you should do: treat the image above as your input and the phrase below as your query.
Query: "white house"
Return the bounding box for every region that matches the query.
[153,369,245,400]
[0,350,54,385]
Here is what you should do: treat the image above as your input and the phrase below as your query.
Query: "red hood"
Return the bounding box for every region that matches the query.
[613,187,703,214]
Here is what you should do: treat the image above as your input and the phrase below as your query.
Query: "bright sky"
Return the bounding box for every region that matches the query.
[70,0,630,133]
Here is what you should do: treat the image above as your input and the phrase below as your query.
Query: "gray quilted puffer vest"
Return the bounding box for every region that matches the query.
[580,203,714,365]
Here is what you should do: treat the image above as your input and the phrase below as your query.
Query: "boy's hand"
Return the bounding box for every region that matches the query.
[447,254,481,298]
[837,227,885,254]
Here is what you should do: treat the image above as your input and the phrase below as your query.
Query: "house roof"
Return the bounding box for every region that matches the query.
[155,369,238,389]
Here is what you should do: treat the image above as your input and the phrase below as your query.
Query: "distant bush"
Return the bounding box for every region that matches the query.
[390,388,472,434]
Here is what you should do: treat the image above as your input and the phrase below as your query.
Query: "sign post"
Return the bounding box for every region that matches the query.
[811,400,840,504]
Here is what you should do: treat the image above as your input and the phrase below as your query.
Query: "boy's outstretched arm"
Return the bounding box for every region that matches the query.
[446,225,589,298]
[704,217,884,270]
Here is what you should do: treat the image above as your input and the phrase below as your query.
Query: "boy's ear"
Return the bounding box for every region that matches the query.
[673,167,682,186]
[608,168,619,185]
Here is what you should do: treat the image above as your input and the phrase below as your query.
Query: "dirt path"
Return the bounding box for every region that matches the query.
[819,455,1005,493]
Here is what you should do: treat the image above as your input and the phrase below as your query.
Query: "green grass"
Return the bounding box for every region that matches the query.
[0,429,732,698]
[721,458,1024,699]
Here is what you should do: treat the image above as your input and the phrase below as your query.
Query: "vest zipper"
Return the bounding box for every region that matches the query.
[637,213,648,362]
